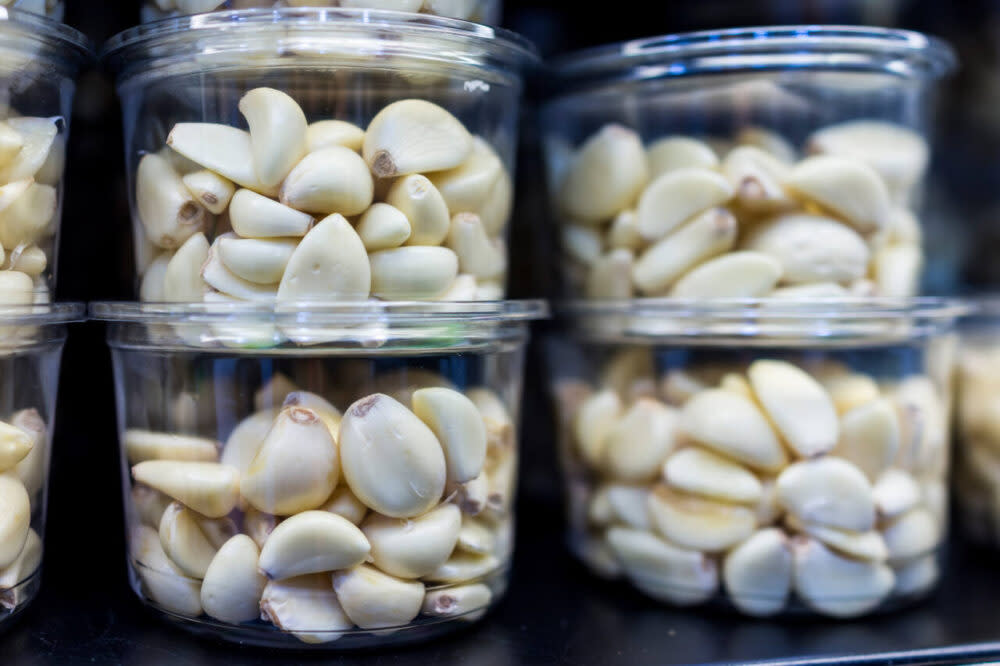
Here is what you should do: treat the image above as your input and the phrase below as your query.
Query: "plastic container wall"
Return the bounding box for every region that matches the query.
[139,1,500,25]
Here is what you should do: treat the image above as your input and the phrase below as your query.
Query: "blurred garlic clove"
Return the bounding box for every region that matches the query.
[424,0,476,19]
[243,506,278,549]
[647,485,756,552]
[755,477,783,526]
[333,564,424,630]
[603,483,651,530]
[572,389,622,468]
[721,145,793,212]
[258,510,369,580]
[362,504,461,579]
[886,207,922,246]
[424,551,500,584]
[260,574,352,644]
[786,514,888,561]
[0,121,23,169]
[200,534,266,625]
[124,428,218,464]
[163,232,209,302]
[139,253,169,301]
[735,127,797,163]
[280,146,373,216]
[743,213,869,286]
[201,240,278,301]
[0,475,29,568]
[0,528,40,595]
[475,280,504,300]
[456,518,495,555]
[834,398,900,482]
[239,87,307,188]
[421,583,492,621]
[585,249,634,299]
[135,153,205,250]
[217,236,295,285]
[680,388,787,472]
[784,155,890,233]
[719,373,753,399]
[558,124,647,225]
[281,391,341,438]
[446,212,506,281]
[355,202,411,252]
[363,99,472,178]
[228,188,313,238]
[646,136,719,178]
[276,213,370,302]
[821,373,881,415]
[722,528,792,617]
[776,457,875,531]
[369,246,458,300]
[167,123,275,194]
[241,406,339,516]
[130,525,203,618]
[477,169,512,236]
[0,271,34,305]
[874,244,922,298]
[633,207,737,295]
[793,537,894,618]
[0,117,56,182]
[448,474,488,516]
[872,469,921,520]
[385,174,450,246]
[132,460,240,518]
[181,169,235,215]
[339,393,446,518]
[305,119,365,153]
[670,251,782,298]
[220,408,277,474]
[606,209,643,250]
[882,508,938,561]
[748,360,839,458]
[892,555,938,597]
[663,446,762,505]
[133,484,172,529]
[11,408,46,498]
[439,274,478,300]
[602,398,678,483]
[636,168,733,241]
[158,501,223,579]
[605,526,718,606]
[769,282,850,298]
[429,137,503,215]
[0,419,33,473]
[0,182,56,249]
[412,387,487,485]
[562,225,603,267]
[319,485,367,525]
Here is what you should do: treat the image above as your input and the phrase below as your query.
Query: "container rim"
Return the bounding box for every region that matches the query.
[90,300,549,324]
[102,7,539,69]
[0,302,86,325]
[547,25,956,91]
[0,9,92,63]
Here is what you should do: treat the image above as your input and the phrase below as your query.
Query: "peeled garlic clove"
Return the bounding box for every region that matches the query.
[239,87,307,188]
[5,245,47,278]
[139,253,168,301]
[356,203,411,251]
[217,237,295,285]
[886,207,922,246]
[132,460,240,518]
[719,373,753,399]
[892,555,938,597]
[558,124,648,225]
[606,209,643,250]
[748,359,839,458]
[261,574,352,644]
[276,213,370,302]
[646,136,719,178]
[735,127,797,164]
[0,271,34,306]
[882,508,938,561]
[220,409,276,474]
[755,477,783,526]
[385,174,450,246]
[633,207,737,295]
[364,99,471,178]
[429,136,503,215]
[446,212,506,281]
[743,213,869,285]
[319,485,367,525]
[362,503,461,579]
[201,240,277,301]
[874,244,922,298]
[604,483,651,530]
[412,387,487,484]
[605,526,718,606]
[562,224,603,267]
[11,409,46,498]
[136,152,205,250]
[241,406,339,516]
[0,117,56,182]
[647,485,756,553]
[125,429,218,465]
[167,123,274,194]
[769,282,850,299]
[158,501,221,579]
[369,246,458,300]
[833,398,900,482]
[872,469,921,520]
[721,145,793,212]
[680,388,786,472]
[333,564,425,630]
[722,528,792,617]
[602,398,678,483]
[448,473,488,516]
[228,188,313,239]
[0,475,29,569]
[785,155,890,233]
[477,169,512,236]
[636,168,733,241]
[243,506,278,549]
[181,170,235,215]
[670,251,782,298]
[822,373,881,415]
[776,457,875,531]
[0,528,40,594]
[793,537,894,618]
[258,510,369,580]
[130,525,203,618]
[201,534,266,624]
[133,484,172,528]
[0,419,32,473]
[599,347,655,400]
[421,583,492,621]
[162,232,209,302]
[787,514,888,561]
[663,447,762,505]
[339,393,446,518]
[456,518,495,555]
[0,182,56,249]
[280,146,373,216]
[585,249,634,299]
[306,119,365,153]
[0,121,23,169]
[439,274,478,300]
[424,551,499,584]
[281,391,340,437]
[573,389,622,468]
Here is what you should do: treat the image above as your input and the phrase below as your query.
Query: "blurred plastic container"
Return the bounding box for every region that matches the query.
[548,298,960,618]
[104,9,535,303]
[1,1,64,21]
[540,27,955,300]
[92,300,545,647]
[140,1,500,25]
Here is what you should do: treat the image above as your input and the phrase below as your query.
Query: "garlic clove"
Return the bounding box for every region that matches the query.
[306,119,365,153]
[362,503,461,579]
[275,213,370,302]
[605,526,718,605]
[260,574,352,644]
[646,136,719,178]
[663,446,762,505]
[748,359,839,458]
[421,583,492,621]
[135,152,205,250]
[228,188,313,239]
[166,123,275,195]
[220,409,277,475]
[279,146,373,216]
[776,457,875,531]
[369,246,458,300]
[445,212,506,281]
[633,207,737,295]
[602,398,679,483]
[833,398,900,482]
[680,388,786,472]
[355,202,411,252]
[0,117,56,182]
[670,251,782,298]
[363,99,472,179]
[238,87,307,188]
[258,510,369,580]
[386,174,451,247]
[636,167,733,241]
[793,537,894,618]
[722,528,792,617]
[784,155,890,233]
[181,169,235,215]
[647,485,757,552]
[158,501,226,579]
[130,525,203,617]
[412,387,487,485]
[318,485,368,526]
[0,475,29,569]
[429,136,503,216]
[743,213,869,286]
[423,551,500,584]
[131,460,240,518]
[163,232,209,302]
[0,419,33,474]
[201,534,266,625]
[124,428,218,464]
[558,124,647,225]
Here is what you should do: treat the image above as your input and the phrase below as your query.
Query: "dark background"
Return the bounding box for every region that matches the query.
[22,1,1000,663]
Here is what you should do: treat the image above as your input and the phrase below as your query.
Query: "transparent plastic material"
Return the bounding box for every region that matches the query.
[540,27,955,300]
[548,299,960,619]
[94,301,544,648]
[1,2,63,20]
[139,1,500,25]
[0,303,82,626]
[104,9,535,303]
[0,13,88,301]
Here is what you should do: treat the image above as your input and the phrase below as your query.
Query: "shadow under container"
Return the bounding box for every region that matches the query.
[92,300,546,648]
[540,27,955,301]
[0,303,84,625]
[548,299,961,619]
[139,0,500,25]
[0,13,89,302]
[104,9,536,303]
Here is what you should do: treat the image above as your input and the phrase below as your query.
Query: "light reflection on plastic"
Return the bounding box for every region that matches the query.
[0,7,8,20]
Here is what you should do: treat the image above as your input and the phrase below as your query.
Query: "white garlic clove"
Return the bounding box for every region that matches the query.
[258,510,369,580]
[0,182,56,249]
[318,485,367,526]
[722,528,792,617]
[412,387,487,484]
[755,477,783,526]
[201,239,278,301]
[333,564,425,630]
[125,429,218,465]
[558,124,648,225]
[680,388,786,472]
[385,174,451,247]
[585,248,634,300]
[0,528,40,596]
[0,419,32,474]
[793,537,894,618]
[0,121,23,170]
[647,485,756,553]
[874,244,922,298]
[605,526,718,606]
[133,484,172,529]
[821,373,881,415]
[424,551,500,584]
[217,237,296,285]
[3,245,47,278]
[438,274,478,301]
[456,518,495,555]
[786,514,888,562]
[130,525,203,618]
[604,483,651,530]
[364,99,471,178]
[200,534,266,625]
[448,474,489,516]
[355,203,411,252]
[785,155,890,233]
[882,508,938,561]
[11,409,46,498]
[477,168,512,236]
[279,146,374,216]
[776,457,875,531]
[306,119,365,153]
[135,152,205,250]
[0,271,34,306]
[769,282,850,299]
[276,213,371,302]
[181,169,235,215]
[162,232,209,302]
[572,389,622,468]
[446,212,506,281]
[633,207,737,295]
[735,127,797,164]
[421,583,492,621]
[429,136,503,215]
[362,504,461,579]
[158,501,224,579]
[243,506,278,550]
[748,359,839,458]
[646,136,719,178]
[670,251,782,298]
[606,209,643,251]
[872,469,921,520]
[721,145,794,212]
[369,246,458,300]
[166,123,275,194]
[561,224,603,267]
[140,252,169,302]
[220,409,276,475]
[602,398,679,483]
[0,475,29,569]
[663,446,762,505]
[260,574,352,644]
[0,117,56,182]
[281,391,340,438]
[892,555,938,597]
[239,87,307,188]
[636,168,733,241]
[228,188,313,238]
[132,460,240,518]
[834,398,900,482]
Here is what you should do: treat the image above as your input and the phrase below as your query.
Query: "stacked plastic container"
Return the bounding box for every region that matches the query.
[541,27,963,618]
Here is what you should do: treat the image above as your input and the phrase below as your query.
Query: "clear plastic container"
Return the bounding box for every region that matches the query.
[92,300,545,648]
[1,2,64,21]
[139,1,500,25]
[0,303,83,626]
[0,12,89,301]
[104,9,535,303]
[540,27,955,300]
[547,298,961,619]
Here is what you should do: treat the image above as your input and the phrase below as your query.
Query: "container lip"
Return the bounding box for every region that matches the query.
[102,7,539,69]
[0,302,86,325]
[89,300,549,324]
[0,9,92,63]
[547,25,956,91]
